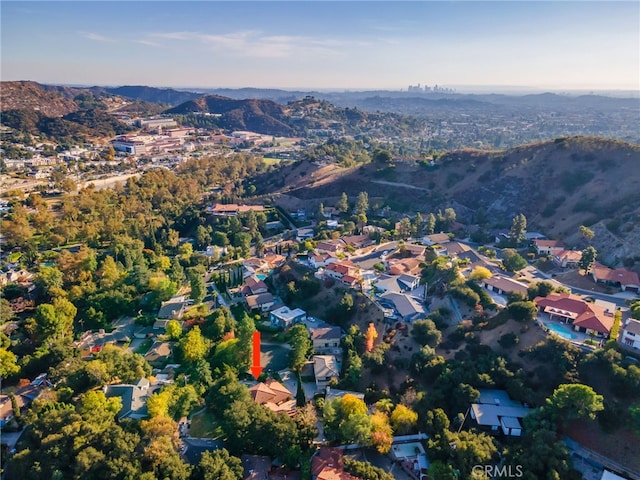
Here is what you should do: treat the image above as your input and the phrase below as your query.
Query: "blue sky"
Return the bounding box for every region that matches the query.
[2,1,639,91]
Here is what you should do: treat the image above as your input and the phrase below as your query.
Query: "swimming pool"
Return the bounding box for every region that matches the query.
[256,274,268,281]
[543,322,577,340]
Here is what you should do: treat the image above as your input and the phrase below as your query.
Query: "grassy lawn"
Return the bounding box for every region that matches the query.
[189,410,223,439]
[134,338,153,355]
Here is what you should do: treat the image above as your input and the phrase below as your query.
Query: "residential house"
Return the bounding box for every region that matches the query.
[375,273,421,295]
[296,227,315,242]
[182,438,224,465]
[309,252,338,269]
[534,293,616,337]
[591,262,640,293]
[387,257,422,276]
[403,243,427,258]
[0,268,35,287]
[143,341,173,368]
[379,291,426,322]
[248,379,296,416]
[533,239,565,256]
[0,373,52,427]
[104,378,152,419]
[422,233,451,246]
[310,326,342,354]
[263,253,286,270]
[621,319,640,349]
[207,203,265,216]
[341,234,375,251]
[325,260,359,282]
[244,275,269,295]
[157,295,190,320]
[311,447,358,480]
[553,250,582,268]
[481,276,529,296]
[316,240,344,255]
[340,274,360,288]
[269,306,307,329]
[242,454,271,480]
[470,389,532,436]
[0,394,27,428]
[245,293,276,313]
[313,355,340,390]
[442,241,472,258]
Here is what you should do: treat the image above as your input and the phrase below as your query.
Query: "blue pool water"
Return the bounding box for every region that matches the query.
[256,274,268,281]
[543,322,577,340]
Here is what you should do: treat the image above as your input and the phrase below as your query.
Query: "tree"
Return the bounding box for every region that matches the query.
[288,324,311,372]
[370,411,393,454]
[469,266,492,281]
[189,269,206,304]
[390,404,418,435]
[168,256,186,285]
[166,320,182,340]
[372,148,392,164]
[396,217,412,240]
[98,255,121,289]
[323,394,372,445]
[33,297,77,343]
[509,213,527,245]
[0,347,19,378]
[411,319,442,347]
[179,326,209,363]
[546,383,604,423]
[336,192,349,213]
[425,213,436,235]
[195,225,211,249]
[502,248,527,272]
[234,232,252,258]
[364,323,378,352]
[355,191,369,216]
[579,225,595,242]
[508,301,538,322]
[579,246,597,274]
[195,449,243,480]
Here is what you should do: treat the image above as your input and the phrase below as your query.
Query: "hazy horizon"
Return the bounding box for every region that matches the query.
[2,1,639,91]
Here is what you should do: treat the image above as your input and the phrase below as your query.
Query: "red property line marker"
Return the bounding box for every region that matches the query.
[250,331,263,379]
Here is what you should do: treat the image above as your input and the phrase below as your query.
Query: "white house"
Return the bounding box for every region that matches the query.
[269,306,306,329]
[621,318,640,349]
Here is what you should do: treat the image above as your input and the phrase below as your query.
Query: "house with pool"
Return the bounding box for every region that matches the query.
[534,293,616,339]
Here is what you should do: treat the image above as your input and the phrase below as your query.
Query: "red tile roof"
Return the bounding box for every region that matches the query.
[311,447,357,480]
[592,262,640,286]
[535,293,614,335]
[533,239,563,247]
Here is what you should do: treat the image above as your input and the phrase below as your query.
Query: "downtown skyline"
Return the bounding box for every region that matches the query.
[1,1,639,92]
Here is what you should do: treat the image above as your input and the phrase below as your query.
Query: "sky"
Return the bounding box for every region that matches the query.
[1,1,639,92]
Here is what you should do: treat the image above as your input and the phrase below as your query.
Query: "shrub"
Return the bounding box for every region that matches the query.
[498,332,520,349]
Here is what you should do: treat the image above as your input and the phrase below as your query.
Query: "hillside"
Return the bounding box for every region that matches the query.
[253,136,640,266]
[0,80,80,116]
[165,95,295,136]
[104,85,201,106]
[166,94,420,137]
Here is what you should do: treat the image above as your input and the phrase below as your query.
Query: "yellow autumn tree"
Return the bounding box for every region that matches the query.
[365,322,378,352]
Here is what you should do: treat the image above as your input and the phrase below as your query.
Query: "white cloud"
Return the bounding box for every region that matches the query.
[135,39,163,48]
[79,31,113,42]
[145,30,371,59]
